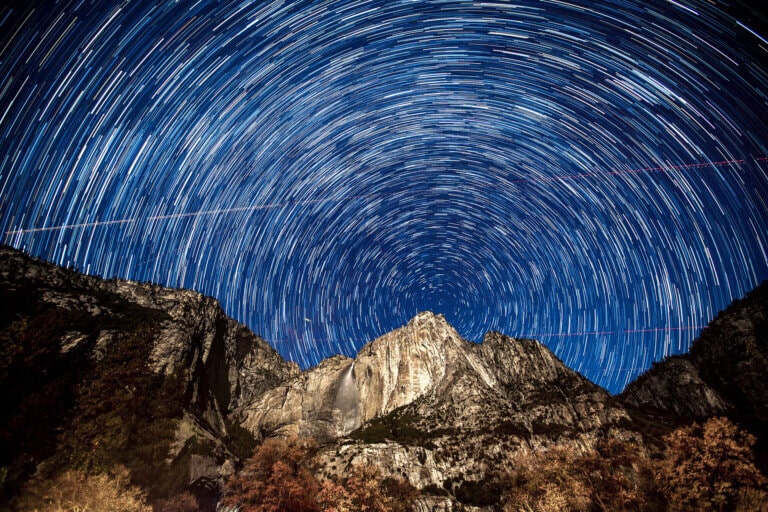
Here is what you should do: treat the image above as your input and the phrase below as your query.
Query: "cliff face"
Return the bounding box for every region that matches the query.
[240,312,625,435]
[328,331,635,502]
[0,246,297,502]
[239,355,355,440]
[106,278,299,413]
[621,281,768,431]
[239,312,504,439]
[5,244,767,511]
[239,311,637,507]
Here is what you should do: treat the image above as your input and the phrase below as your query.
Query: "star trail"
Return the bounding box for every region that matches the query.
[2,0,768,393]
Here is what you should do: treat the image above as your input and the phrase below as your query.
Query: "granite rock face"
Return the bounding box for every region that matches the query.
[622,281,768,433]
[0,246,298,415]
[5,244,767,511]
[353,312,484,422]
[620,356,730,419]
[324,332,635,503]
[97,275,299,416]
[241,312,626,433]
[239,355,356,440]
[238,312,499,439]
[0,246,298,501]
[240,311,637,507]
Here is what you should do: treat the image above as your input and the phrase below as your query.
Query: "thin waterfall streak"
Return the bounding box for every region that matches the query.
[334,362,360,434]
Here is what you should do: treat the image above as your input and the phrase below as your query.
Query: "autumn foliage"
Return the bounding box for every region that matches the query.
[503,445,593,512]
[222,436,416,512]
[502,417,767,512]
[221,436,322,512]
[153,491,200,512]
[654,417,768,511]
[13,465,152,512]
[501,438,662,512]
[318,464,417,512]
[11,417,766,512]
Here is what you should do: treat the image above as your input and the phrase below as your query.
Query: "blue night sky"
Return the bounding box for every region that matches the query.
[2,0,767,393]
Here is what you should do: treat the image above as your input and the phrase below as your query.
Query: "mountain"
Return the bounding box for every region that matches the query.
[0,245,298,506]
[239,311,641,507]
[241,311,625,439]
[2,244,766,510]
[621,280,768,467]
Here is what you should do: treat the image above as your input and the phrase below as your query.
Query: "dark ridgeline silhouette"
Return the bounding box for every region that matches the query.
[1,245,766,511]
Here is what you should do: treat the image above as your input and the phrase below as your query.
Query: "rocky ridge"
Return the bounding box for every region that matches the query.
[621,281,768,467]
[622,282,768,425]
[0,246,298,503]
[2,244,767,510]
[240,311,640,508]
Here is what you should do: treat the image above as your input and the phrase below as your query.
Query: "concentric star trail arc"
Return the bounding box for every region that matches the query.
[2,0,768,393]
[5,156,755,235]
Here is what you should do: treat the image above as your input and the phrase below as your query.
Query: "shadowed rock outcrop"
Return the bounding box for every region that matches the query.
[4,244,767,511]
[621,280,768,468]
[0,246,298,504]
[621,282,768,425]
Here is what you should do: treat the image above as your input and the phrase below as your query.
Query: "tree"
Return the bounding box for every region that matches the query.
[735,487,768,512]
[654,417,767,511]
[380,476,419,512]
[502,439,660,512]
[223,436,417,512]
[575,438,661,511]
[13,465,151,512]
[153,491,199,512]
[318,464,416,512]
[502,446,591,512]
[317,479,355,512]
[344,464,398,512]
[221,436,321,512]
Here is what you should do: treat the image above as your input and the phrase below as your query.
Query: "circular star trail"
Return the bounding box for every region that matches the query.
[2,0,768,393]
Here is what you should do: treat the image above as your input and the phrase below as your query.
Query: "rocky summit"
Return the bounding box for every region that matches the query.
[1,244,766,511]
[239,310,640,505]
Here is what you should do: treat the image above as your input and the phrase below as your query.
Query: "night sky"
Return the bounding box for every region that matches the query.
[2,0,768,393]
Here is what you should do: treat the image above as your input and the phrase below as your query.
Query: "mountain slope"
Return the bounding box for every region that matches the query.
[3,244,767,510]
[0,245,298,504]
[621,280,768,467]
[239,311,640,508]
[238,312,627,437]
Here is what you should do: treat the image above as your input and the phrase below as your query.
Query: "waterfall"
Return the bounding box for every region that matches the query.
[334,362,360,434]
